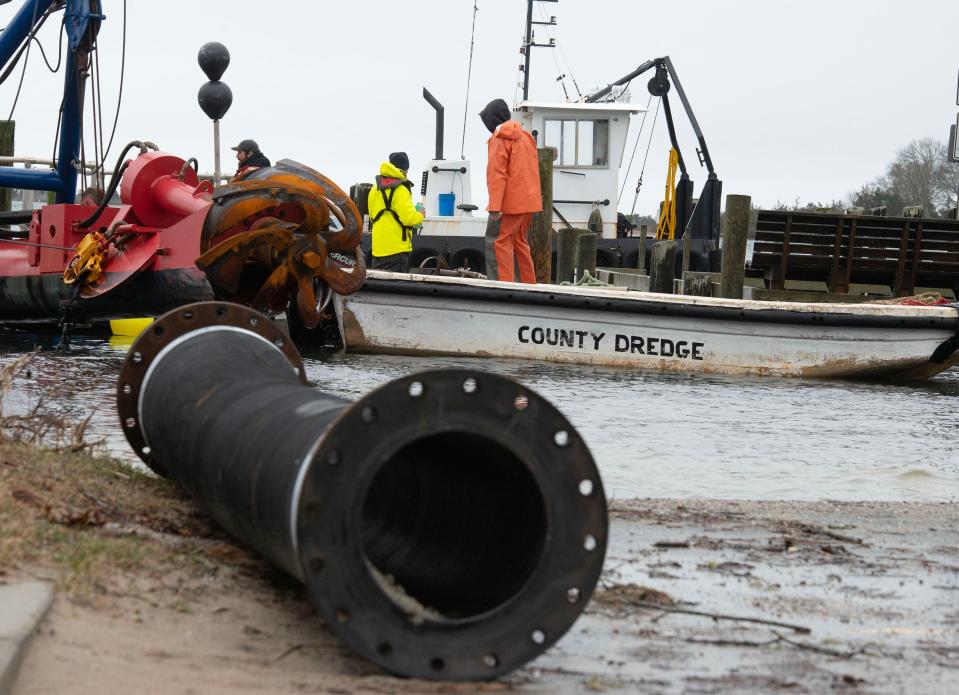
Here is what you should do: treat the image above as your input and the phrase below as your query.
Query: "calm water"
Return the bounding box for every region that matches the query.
[2,332,958,502]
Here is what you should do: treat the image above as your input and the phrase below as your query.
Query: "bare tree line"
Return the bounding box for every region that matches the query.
[774,137,959,218]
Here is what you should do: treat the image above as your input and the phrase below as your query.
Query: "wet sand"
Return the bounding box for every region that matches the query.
[12,499,959,694]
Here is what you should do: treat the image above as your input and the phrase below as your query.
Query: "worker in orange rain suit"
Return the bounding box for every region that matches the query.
[480,98,542,283]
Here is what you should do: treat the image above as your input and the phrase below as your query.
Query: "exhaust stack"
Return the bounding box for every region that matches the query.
[423,87,445,161]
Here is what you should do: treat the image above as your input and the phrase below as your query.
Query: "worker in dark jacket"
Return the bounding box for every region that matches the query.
[367,151,425,272]
[231,139,271,179]
[480,98,542,283]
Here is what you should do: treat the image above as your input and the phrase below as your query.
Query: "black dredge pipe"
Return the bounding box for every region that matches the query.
[116,301,607,681]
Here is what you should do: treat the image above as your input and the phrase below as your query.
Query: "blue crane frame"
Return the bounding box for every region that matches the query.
[0,0,103,203]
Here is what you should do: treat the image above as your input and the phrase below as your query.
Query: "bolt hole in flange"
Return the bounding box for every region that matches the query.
[408,381,424,398]
[462,377,478,394]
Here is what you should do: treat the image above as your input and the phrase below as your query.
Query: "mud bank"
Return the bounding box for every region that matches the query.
[0,443,955,693]
[539,499,959,693]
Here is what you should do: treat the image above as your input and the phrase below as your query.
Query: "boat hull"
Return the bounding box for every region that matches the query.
[335,272,959,380]
[0,267,214,322]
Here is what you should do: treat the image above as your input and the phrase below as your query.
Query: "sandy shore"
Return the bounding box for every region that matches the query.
[6,454,958,695]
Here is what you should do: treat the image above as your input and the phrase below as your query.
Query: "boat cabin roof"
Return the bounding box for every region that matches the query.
[516,101,644,114]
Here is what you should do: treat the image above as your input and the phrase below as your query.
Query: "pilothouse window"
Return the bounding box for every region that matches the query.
[544,118,609,168]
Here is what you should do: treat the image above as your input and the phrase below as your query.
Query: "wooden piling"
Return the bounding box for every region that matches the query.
[638,224,648,273]
[684,273,713,296]
[556,226,578,283]
[529,148,554,283]
[682,230,692,273]
[0,121,14,212]
[483,216,502,280]
[573,231,597,281]
[720,194,751,299]
[649,240,678,294]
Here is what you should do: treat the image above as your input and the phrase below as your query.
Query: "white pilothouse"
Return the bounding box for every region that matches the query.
[419,97,642,240]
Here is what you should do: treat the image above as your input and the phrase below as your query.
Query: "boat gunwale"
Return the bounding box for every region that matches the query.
[357,272,959,333]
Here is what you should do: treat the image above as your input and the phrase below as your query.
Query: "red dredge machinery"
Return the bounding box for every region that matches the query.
[1,145,366,328]
[0,1,364,326]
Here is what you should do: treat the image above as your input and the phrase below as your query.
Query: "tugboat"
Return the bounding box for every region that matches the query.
[400,0,722,274]
[332,1,959,380]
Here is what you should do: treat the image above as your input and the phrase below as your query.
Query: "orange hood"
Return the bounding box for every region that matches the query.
[492,120,526,141]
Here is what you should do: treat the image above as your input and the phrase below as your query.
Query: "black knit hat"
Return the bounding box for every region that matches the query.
[389,151,410,171]
[479,99,511,134]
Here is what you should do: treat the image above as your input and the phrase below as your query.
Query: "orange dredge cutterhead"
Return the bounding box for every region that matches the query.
[197,159,366,327]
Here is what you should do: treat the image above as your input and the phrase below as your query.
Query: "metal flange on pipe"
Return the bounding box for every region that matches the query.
[117,301,608,681]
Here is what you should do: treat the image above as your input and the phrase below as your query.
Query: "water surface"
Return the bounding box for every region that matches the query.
[2,332,957,502]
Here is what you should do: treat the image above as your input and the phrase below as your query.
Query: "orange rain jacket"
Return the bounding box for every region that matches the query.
[486,120,543,214]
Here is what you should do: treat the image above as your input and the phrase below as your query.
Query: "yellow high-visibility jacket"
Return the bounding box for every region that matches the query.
[368,162,424,257]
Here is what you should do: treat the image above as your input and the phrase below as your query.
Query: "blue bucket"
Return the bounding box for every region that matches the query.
[438,192,456,216]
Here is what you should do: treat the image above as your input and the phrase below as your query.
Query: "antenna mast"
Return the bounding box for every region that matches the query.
[521,0,558,101]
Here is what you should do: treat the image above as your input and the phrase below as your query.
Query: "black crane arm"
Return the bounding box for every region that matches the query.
[581,59,656,104]
[584,56,716,177]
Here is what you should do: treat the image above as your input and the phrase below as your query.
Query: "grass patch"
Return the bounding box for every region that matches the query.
[0,442,250,598]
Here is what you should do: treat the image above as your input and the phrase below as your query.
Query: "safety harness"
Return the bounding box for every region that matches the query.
[370,181,417,242]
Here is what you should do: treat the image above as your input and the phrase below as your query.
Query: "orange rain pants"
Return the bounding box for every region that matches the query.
[494,213,536,284]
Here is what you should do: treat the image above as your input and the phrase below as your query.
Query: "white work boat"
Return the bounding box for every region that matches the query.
[334,271,959,380]
[335,4,959,380]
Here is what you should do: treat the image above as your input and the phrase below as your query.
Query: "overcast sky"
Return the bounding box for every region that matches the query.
[2,0,957,215]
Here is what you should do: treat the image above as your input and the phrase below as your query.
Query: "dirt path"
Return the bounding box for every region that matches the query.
[10,494,959,694]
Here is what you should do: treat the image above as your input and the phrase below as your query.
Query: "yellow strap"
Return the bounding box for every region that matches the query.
[655,148,679,240]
